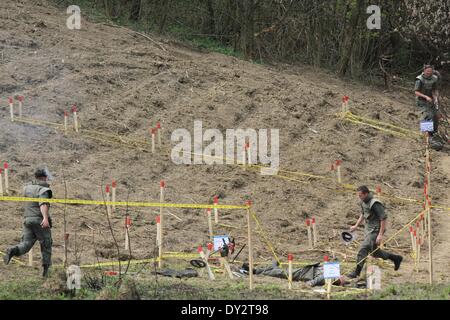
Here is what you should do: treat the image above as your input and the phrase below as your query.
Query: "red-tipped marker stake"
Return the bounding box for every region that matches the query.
[8,97,14,122]
[125,216,131,250]
[151,128,156,153]
[245,142,252,165]
[376,186,382,199]
[156,215,161,247]
[71,104,79,133]
[4,162,9,194]
[242,143,247,169]
[213,196,219,224]
[198,245,215,280]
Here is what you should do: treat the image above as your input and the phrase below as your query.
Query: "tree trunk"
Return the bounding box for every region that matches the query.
[236,0,257,59]
[129,0,142,22]
[338,0,365,76]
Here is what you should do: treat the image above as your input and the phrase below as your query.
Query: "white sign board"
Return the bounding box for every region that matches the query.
[213,235,229,251]
[323,262,340,279]
[420,121,434,132]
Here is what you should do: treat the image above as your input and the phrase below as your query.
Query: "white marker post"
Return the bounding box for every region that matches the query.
[198,246,215,280]
[4,162,9,194]
[288,254,293,290]
[8,97,14,122]
[335,160,342,183]
[72,104,79,133]
[159,180,165,268]
[151,128,156,154]
[312,217,317,247]
[18,96,23,118]
[213,196,219,224]
[409,227,415,256]
[156,122,162,146]
[306,219,313,249]
[0,169,3,195]
[64,111,68,135]
[111,180,117,213]
[207,208,213,242]
[125,216,131,251]
[206,242,213,259]
[105,184,111,219]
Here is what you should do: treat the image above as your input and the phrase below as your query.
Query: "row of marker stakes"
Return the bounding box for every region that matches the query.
[7,96,26,121]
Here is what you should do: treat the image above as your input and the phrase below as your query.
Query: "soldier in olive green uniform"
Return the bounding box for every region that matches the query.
[347,186,403,279]
[3,168,53,277]
[414,65,441,150]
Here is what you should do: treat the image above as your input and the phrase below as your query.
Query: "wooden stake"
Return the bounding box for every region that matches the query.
[8,97,14,122]
[63,233,69,267]
[306,219,313,249]
[156,122,162,146]
[4,162,9,194]
[288,254,293,290]
[151,128,156,154]
[159,180,165,268]
[111,180,117,213]
[425,133,433,284]
[105,184,111,219]
[156,215,161,247]
[18,96,23,118]
[64,111,68,135]
[0,169,3,196]
[72,104,79,133]
[213,196,219,224]
[207,208,213,242]
[324,255,331,300]
[198,246,215,280]
[335,160,342,183]
[125,216,131,251]
[220,257,234,279]
[242,145,246,169]
[409,226,415,256]
[246,200,254,290]
[28,247,33,266]
[311,217,317,247]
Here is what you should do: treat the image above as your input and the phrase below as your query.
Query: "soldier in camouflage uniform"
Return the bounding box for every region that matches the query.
[414,64,442,150]
[3,168,53,277]
[347,186,403,279]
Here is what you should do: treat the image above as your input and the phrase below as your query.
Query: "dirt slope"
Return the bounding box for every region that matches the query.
[0,0,448,286]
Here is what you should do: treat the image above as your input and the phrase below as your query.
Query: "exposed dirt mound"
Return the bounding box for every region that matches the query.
[1,0,449,288]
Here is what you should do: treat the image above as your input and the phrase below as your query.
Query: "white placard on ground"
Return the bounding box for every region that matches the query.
[420,121,434,132]
[323,262,340,279]
[213,235,229,251]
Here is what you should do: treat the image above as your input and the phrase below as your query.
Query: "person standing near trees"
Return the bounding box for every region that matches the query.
[415,64,442,150]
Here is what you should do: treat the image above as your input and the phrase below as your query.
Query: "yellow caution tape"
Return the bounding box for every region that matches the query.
[0,196,248,210]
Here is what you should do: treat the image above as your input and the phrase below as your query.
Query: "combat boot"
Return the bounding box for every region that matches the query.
[389,254,403,271]
[42,264,50,278]
[347,264,363,279]
[3,247,19,265]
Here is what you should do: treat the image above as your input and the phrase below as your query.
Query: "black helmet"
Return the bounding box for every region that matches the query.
[35,168,48,178]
